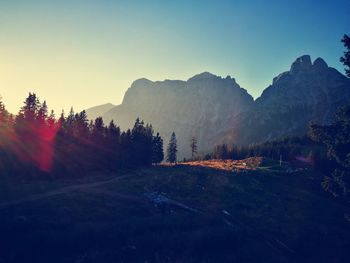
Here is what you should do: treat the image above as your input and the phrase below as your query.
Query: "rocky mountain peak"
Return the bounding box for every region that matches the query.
[130,78,153,88]
[187,72,219,81]
[313,57,328,71]
[290,55,312,74]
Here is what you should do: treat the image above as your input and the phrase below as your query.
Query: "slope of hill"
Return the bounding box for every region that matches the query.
[85,103,115,121]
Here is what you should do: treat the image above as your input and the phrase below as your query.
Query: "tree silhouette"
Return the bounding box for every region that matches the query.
[190,136,198,159]
[166,132,177,164]
[131,118,153,166]
[340,34,350,77]
[0,93,164,176]
[213,144,229,159]
[152,132,164,164]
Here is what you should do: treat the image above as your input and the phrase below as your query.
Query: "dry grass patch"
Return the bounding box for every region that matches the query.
[179,157,265,171]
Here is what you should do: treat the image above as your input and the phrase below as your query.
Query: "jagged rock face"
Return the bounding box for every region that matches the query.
[102,72,254,158]
[230,55,350,145]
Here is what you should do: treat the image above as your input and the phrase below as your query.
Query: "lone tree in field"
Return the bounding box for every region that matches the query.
[190,136,198,159]
[340,34,350,77]
[166,132,177,163]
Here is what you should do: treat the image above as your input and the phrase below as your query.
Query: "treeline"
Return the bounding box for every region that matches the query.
[0,93,163,177]
[209,136,331,170]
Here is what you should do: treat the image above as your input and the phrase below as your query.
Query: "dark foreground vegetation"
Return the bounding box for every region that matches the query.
[0,164,349,262]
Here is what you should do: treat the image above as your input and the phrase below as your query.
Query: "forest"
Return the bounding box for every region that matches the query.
[0,93,164,178]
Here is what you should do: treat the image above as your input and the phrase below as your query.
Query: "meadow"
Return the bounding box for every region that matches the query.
[0,161,349,262]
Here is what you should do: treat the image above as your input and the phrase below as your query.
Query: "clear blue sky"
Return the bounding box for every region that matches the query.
[0,0,349,114]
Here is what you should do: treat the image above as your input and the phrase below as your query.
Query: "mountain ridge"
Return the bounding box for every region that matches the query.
[86,55,350,158]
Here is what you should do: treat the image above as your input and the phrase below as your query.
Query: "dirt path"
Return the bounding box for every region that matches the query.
[0,174,134,209]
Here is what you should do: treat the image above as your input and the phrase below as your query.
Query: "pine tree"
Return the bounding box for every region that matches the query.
[166,132,177,164]
[108,120,121,139]
[0,97,10,125]
[213,144,229,159]
[47,110,56,128]
[131,118,153,166]
[340,34,350,77]
[18,93,40,122]
[0,97,12,147]
[37,100,48,124]
[152,132,164,164]
[74,110,89,138]
[190,136,198,159]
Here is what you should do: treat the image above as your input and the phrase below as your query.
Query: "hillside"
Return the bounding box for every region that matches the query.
[0,163,349,262]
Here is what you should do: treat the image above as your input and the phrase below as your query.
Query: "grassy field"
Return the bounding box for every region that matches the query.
[0,162,349,262]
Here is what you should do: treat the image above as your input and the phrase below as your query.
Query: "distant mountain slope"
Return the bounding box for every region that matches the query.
[102,72,254,158]
[85,103,115,121]
[226,55,350,145]
[87,55,350,158]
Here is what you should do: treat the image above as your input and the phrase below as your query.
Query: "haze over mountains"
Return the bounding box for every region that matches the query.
[85,103,115,122]
[86,55,350,158]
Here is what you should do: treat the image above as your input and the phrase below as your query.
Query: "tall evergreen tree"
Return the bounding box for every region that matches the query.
[19,93,40,121]
[131,118,153,166]
[152,132,164,164]
[0,97,12,147]
[37,100,48,124]
[108,120,121,139]
[74,110,89,138]
[340,34,350,77]
[166,132,177,164]
[190,136,198,159]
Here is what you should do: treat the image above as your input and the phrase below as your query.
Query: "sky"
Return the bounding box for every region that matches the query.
[0,0,349,114]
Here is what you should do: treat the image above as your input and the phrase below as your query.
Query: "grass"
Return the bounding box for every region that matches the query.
[0,162,349,262]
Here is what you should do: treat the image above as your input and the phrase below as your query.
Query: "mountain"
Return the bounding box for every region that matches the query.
[227,55,350,145]
[87,55,350,158]
[102,72,254,158]
[85,103,115,121]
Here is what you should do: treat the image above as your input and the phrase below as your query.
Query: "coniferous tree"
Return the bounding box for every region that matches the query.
[340,34,350,77]
[0,97,12,147]
[166,132,177,163]
[131,118,153,166]
[190,136,198,159]
[213,144,229,159]
[152,132,164,164]
[92,117,105,139]
[0,94,163,175]
[108,120,121,139]
[74,110,89,139]
[47,110,56,128]
[37,100,48,124]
